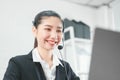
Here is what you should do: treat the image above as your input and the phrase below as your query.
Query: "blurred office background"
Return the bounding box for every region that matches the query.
[0,0,120,80]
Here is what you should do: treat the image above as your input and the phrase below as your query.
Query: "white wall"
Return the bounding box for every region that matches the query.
[94,6,114,29]
[0,0,116,79]
[111,0,120,31]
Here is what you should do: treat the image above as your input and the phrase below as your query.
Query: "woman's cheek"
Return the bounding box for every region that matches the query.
[58,37,62,44]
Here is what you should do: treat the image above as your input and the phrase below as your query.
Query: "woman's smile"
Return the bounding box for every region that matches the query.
[46,39,57,46]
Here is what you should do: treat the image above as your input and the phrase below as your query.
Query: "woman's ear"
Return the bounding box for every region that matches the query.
[32,26,37,37]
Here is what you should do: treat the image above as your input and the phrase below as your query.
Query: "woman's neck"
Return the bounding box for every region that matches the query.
[36,47,53,68]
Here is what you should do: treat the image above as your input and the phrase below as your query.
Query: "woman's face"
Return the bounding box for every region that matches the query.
[32,16,63,50]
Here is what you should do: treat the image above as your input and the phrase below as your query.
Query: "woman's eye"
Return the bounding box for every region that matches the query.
[57,30,62,33]
[45,28,51,31]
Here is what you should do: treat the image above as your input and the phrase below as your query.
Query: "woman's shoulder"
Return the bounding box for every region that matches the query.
[10,51,32,63]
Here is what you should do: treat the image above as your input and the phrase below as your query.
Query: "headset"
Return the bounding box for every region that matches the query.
[57,20,69,80]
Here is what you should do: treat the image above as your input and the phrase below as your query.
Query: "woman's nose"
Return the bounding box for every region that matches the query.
[50,31,58,39]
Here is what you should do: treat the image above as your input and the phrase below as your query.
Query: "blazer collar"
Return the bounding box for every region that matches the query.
[26,50,40,80]
[27,50,33,60]
[27,50,67,80]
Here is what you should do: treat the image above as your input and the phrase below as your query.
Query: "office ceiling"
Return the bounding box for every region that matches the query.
[63,0,116,8]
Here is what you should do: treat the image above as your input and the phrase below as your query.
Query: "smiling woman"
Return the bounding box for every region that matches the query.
[33,11,63,49]
[32,14,63,50]
[3,10,80,80]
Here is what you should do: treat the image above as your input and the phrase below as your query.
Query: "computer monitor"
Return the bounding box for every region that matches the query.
[88,28,120,80]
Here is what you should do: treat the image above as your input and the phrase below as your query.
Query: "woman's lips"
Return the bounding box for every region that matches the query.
[47,40,56,45]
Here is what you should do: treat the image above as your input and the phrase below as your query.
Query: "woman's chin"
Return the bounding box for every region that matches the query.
[46,45,55,50]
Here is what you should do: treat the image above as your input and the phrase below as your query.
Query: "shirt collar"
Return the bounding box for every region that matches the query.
[32,48,63,67]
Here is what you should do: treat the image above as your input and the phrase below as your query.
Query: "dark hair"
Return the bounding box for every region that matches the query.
[32,10,63,48]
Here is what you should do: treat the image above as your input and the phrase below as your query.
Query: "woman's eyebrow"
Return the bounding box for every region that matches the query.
[44,25,62,29]
[44,24,52,27]
[57,26,62,29]
[57,25,63,29]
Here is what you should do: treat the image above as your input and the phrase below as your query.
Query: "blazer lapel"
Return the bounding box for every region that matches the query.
[27,51,46,80]
[27,51,40,80]
[34,62,46,80]
[55,65,66,80]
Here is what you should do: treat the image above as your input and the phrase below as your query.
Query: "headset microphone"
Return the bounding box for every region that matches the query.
[58,45,69,80]
[58,45,63,50]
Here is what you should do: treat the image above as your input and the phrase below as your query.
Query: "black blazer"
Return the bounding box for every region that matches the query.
[3,50,80,80]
